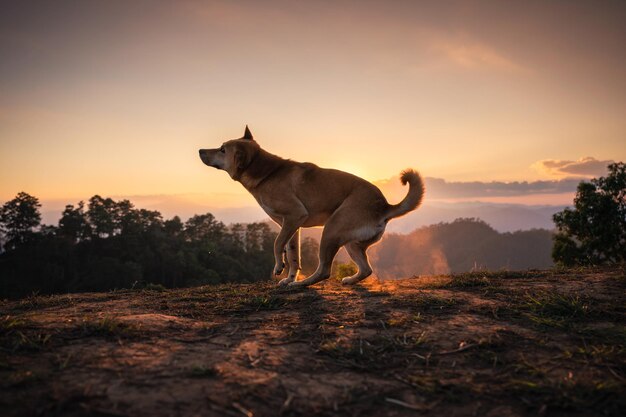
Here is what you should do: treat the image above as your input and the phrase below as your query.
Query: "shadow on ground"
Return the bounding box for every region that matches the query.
[1,267,625,416]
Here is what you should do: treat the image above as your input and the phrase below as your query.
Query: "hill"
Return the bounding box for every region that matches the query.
[1,268,624,416]
[371,218,554,277]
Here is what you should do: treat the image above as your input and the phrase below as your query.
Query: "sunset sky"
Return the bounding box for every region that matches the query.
[1,0,624,223]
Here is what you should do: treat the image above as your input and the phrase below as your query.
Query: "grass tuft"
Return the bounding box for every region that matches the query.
[143,283,166,292]
[80,316,137,338]
[318,332,428,369]
[239,295,286,311]
[524,292,591,318]
[189,365,217,378]
[507,377,625,415]
[0,315,26,334]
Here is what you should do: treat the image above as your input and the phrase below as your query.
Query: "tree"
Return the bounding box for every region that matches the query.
[184,213,226,243]
[0,192,42,250]
[58,201,91,242]
[115,199,140,235]
[245,222,273,252]
[137,209,163,233]
[552,162,626,266]
[164,216,183,237]
[87,195,117,238]
[228,223,246,250]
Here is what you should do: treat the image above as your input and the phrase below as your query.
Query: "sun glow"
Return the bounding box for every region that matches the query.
[1,1,624,215]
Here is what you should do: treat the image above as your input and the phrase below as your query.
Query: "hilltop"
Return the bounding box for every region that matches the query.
[1,268,625,417]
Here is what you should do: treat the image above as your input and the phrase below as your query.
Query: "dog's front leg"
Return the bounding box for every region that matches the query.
[273,218,303,279]
[278,229,301,286]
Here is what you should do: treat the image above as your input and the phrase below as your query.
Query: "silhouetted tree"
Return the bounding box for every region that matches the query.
[115,199,140,235]
[164,216,183,237]
[245,222,273,252]
[0,192,42,250]
[228,223,245,250]
[58,201,91,243]
[553,162,626,266]
[87,195,117,238]
[184,213,225,243]
[137,209,163,233]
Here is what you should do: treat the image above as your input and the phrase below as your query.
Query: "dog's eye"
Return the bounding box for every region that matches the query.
[219,146,225,153]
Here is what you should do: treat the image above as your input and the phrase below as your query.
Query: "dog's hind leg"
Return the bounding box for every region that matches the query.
[278,229,301,286]
[342,241,374,285]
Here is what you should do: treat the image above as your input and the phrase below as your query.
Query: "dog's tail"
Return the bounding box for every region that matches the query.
[384,169,425,221]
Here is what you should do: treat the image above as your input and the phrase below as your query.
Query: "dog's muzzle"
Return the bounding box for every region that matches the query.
[199,149,220,168]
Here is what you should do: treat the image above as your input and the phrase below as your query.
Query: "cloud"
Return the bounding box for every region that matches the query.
[375,176,580,201]
[428,35,526,73]
[532,157,614,178]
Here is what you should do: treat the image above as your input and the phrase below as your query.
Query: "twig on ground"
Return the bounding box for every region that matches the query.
[432,343,477,356]
[385,397,424,411]
[607,366,625,382]
[279,393,295,415]
[232,401,253,417]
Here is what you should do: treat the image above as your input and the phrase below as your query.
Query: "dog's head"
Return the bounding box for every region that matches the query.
[199,125,260,179]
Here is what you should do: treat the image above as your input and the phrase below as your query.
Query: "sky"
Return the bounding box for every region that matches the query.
[1,0,624,224]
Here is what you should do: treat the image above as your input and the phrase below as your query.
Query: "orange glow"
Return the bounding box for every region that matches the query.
[1,1,624,214]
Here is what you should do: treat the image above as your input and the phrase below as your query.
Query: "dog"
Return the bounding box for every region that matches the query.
[199,126,424,287]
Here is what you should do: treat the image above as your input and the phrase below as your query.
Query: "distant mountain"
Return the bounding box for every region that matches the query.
[386,202,565,233]
[371,218,554,278]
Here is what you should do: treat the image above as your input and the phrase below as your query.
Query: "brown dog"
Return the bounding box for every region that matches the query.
[199,126,424,287]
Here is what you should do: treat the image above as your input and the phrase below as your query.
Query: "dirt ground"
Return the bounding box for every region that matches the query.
[1,268,625,417]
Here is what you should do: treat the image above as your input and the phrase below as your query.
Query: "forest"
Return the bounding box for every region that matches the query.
[0,192,557,299]
[0,194,283,298]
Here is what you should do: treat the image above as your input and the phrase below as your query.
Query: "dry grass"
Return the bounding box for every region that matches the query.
[0,268,624,416]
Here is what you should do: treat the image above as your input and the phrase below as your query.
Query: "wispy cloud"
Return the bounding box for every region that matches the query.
[532,157,614,178]
[428,34,527,73]
[375,176,579,201]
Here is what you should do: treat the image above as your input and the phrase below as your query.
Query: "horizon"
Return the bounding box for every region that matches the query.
[30,183,573,233]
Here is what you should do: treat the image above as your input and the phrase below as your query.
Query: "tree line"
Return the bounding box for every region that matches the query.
[0,194,284,298]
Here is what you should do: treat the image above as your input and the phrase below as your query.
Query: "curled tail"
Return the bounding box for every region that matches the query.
[385,169,425,221]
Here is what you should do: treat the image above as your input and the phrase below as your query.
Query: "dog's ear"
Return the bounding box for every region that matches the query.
[243,125,254,140]
[234,146,252,170]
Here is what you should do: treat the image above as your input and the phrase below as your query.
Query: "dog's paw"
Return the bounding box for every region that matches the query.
[341,276,359,285]
[273,262,285,276]
[287,281,304,287]
[277,277,294,287]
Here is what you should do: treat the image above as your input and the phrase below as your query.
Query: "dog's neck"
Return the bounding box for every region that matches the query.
[237,148,287,191]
